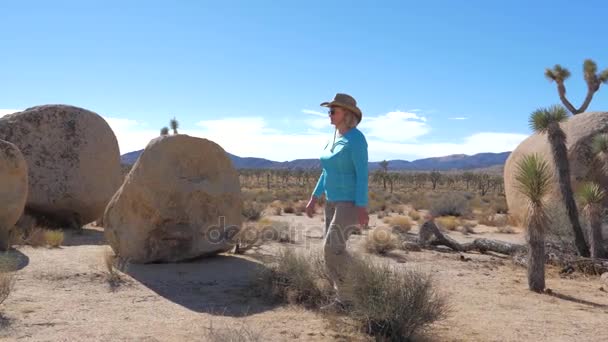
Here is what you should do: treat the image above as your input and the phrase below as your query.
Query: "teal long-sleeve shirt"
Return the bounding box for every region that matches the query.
[312,127,369,207]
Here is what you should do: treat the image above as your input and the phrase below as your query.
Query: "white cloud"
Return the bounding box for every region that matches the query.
[449,117,468,120]
[301,109,327,117]
[359,111,430,142]
[0,109,20,117]
[100,111,528,162]
[367,132,528,160]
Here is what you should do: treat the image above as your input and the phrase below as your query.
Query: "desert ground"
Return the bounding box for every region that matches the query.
[1,211,607,342]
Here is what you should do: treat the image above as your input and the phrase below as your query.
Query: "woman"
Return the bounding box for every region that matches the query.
[305,93,369,312]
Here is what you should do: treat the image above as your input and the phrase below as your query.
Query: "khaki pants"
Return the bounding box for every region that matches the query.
[323,201,359,303]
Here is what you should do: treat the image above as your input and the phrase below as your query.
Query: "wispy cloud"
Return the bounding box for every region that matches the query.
[301,109,327,117]
[0,109,20,117]
[448,117,468,120]
[359,111,430,142]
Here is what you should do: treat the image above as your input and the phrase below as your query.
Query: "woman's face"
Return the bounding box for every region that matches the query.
[329,106,346,126]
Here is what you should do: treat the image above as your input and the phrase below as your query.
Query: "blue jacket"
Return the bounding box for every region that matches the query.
[312,127,369,207]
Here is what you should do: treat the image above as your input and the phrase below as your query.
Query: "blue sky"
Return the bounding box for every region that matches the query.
[2,0,608,161]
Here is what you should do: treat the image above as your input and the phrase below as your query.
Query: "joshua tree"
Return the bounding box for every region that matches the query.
[160,127,169,136]
[429,170,441,190]
[578,182,606,259]
[515,154,551,292]
[529,105,590,257]
[170,117,179,134]
[545,59,608,115]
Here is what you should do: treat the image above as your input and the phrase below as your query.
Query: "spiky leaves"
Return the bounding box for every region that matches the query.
[529,105,568,134]
[545,64,571,83]
[515,154,551,292]
[578,182,607,259]
[592,133,608,175]
[515,154,552,206]
[170,117,179,134]
[600,69,608,83]
[160,127,169,136]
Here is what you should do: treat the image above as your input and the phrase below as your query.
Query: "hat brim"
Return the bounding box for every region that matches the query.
[320,101,362,123]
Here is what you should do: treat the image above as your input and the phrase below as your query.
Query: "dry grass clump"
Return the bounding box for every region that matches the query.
[205,321,264,342]
[344,256,449,341]
[477,212,508,227]
[365,228,399,255]
[409,193,430,211]
[497,226,516,234]
[408,210,422,222]
[102,249,129,290]
[242,201,264,221]
[266,200,283,216]
[26,227,47,247]
[457,221,477,235]
[388,216,412,234]
[435,216,460,231]
[257,218,294,243]
[490,196,509,214]
[0,254,17,306]
[429,192,470,217]
[253,248,331,308]
[44,230,64,248]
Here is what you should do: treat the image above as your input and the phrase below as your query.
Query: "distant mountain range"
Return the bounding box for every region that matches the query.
[121,149,511,171]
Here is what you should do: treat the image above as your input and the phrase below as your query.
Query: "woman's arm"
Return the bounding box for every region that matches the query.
[312,169,326,199]
[351,135,369,226]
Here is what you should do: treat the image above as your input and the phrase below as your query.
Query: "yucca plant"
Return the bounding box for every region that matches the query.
[515,154,552,292]
[160,127,169,136]
[530,105,590,257]
[545,59,608,115]
[170,117,179,134]
[578,182,606,259]
[592,133,608,174]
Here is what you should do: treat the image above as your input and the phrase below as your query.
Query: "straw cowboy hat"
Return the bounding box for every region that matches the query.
[320,93,363,123]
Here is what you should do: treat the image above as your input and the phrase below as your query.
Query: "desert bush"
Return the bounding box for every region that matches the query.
[410,193,430,211]
[458,221,476,235]
[435,216,460,231]
[44,230,64,248]
[388,216,412,234]
[242,201,264,221]
[365,228,399,255]
[102,249,129,289]
[344,256,448,341]
[369,199,387,214]
[429,192,470,217]
[497,226,516,234]
[478,212,509,227]
[257,218,294,243]
[253,248,331,308]
[0,254,16,306]
[205,321,264,342]
[490,196,509,214]
[382,216,392,224]
[408,210,422,222]
[26,227,47,247]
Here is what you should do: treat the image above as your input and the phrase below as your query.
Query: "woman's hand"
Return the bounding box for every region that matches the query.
[357,206,369,227]
[306,197,317,218]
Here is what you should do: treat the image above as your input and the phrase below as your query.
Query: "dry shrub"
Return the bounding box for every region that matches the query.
[102,249,129,289]
[408,210,422,222]
[345,256,448,341]
[26,227,47,247]
[0,254,17,306]
[365,228,399,255]
[205,321,264,342]
[257,218,294,243]
[478,212,508,227]
[44,230,64,248]
[389,216,412,234]
[458,222,477,235]
[429,192,470,217]
[382,216,392,224]
[253,248,331,308]
[242,201,264,221]
[369,199,387,214]
[497,226,516,234]
[294,200,307,216]
[410,193,430,211]
[490,196,509,214]
[436,216,460,231]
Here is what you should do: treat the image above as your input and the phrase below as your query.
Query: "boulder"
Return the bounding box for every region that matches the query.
[103,135,243,263]
[0,140,28,250]
[0,105,122,227]
[504,112,608,222]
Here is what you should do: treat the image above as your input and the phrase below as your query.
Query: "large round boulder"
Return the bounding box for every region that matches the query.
[103,135,243,263]
[0,105,122,227]
[504,112,608,222]
[0,140,28,250]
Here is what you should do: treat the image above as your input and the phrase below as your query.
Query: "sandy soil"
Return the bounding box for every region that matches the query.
[1,214,607,342]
